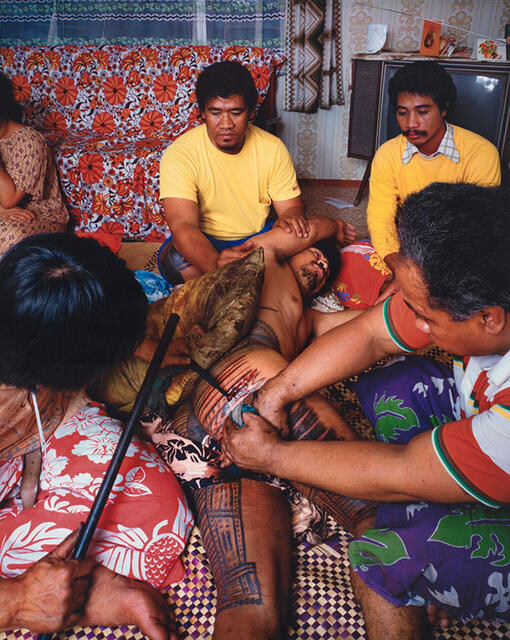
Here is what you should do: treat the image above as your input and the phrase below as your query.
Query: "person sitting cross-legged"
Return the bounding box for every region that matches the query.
[158,60,311,284]
[0,233,193,639]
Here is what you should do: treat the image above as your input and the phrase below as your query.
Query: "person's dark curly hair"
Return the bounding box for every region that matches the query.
[0,72,23,123]
[0,233,148,391]
[397,182,510,320]
[196,61,258,113]
[388,61,457,114]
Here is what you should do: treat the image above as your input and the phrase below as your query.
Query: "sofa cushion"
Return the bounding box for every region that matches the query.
[54,131,173,238]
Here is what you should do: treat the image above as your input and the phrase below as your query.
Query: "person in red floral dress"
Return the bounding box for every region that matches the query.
[0,233,193,639]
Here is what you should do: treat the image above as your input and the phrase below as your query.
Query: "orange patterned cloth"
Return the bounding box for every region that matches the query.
[333,242,391,309]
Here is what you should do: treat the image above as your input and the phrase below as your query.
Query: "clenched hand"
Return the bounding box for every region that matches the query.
[4,528,96,633]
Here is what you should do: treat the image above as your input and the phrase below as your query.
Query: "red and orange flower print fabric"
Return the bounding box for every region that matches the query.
[0,45,284,240]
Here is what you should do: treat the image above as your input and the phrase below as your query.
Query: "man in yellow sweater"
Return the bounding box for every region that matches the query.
[158,61,314,284]
[367,60,500,298]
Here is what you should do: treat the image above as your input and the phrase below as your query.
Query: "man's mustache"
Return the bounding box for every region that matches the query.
[403,129,427,137]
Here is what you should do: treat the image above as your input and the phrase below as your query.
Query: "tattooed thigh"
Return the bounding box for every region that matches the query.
[192,340,288,440]
[194,480,262,613]
[172,396,209,442]
[288,397,347,442]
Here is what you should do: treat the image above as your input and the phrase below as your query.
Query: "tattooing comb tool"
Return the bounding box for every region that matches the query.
[189,359,259,427]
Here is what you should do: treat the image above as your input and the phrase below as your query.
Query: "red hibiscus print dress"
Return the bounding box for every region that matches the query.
[0,403,193,588]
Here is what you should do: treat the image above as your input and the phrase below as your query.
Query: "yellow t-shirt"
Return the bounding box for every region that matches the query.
[367,125,501,259]
[159,123,300,241]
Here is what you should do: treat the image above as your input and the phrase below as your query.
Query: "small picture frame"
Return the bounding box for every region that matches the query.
[506,24,510,60]
[420,20,441,56]
[476,38,506,61]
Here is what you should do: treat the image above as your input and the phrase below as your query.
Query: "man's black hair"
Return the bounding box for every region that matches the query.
[196,61,258,113]
[0,72,22,123]
[397,182,510,320]
[313,237,342,297]
[388,61,457,114]
[0,233,147,391]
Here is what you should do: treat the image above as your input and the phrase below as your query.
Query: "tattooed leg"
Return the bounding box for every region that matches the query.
[194,479,291,640]
[195,481,262,613]
[190,333,376,533]
[288,393,357,442]
[155,392,292,638]
[288,396,378,533]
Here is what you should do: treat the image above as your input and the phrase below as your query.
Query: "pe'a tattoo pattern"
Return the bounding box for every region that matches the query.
[289,399,339,441]
[289,400,378,532]
[246,318,280,352]
[194,481,263,613]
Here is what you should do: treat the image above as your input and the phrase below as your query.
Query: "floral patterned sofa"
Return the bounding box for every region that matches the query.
[0,45,284,240]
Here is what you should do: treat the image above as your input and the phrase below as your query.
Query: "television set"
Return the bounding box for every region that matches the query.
[348,56,510,178]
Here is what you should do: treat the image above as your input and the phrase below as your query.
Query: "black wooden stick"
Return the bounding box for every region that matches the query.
[39,312,180,640]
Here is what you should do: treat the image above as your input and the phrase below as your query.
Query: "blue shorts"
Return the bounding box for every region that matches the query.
[158,221,274,276]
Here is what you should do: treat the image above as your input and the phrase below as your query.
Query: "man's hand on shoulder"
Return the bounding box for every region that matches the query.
[274,213,310,238]
[273,196,309,238]
[335,219,356,246]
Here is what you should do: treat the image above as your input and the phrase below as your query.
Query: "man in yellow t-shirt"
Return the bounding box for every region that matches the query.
[159,61,310,284]
[367,61,501,300]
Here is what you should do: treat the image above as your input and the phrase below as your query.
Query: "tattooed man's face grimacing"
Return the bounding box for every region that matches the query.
[287,246,329,296]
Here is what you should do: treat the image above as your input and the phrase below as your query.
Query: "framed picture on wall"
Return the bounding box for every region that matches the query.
[476,38,506,60]
[420,20,441,56]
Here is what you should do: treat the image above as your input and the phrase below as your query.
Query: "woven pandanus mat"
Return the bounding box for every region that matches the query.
[3,349,509,640]
[3,522,510,640]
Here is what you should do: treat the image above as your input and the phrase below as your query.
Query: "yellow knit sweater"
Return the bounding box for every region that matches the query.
[367,125,501,259]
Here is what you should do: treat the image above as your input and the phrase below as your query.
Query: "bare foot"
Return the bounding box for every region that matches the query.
[427,603,451,628]
[82,565,178,640]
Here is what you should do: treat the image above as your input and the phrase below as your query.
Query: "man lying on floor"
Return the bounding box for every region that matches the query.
[140,216,380,640]
[0,233,193,639]
[222,182,510,639]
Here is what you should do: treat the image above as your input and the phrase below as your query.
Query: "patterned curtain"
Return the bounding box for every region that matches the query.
[0,1,285,48]
[284,0,344,113]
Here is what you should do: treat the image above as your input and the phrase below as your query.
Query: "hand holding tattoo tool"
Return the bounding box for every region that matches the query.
[189,359,259,427]
[38,313,180,640]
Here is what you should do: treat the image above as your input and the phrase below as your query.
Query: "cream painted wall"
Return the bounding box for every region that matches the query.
[278,0,510,179]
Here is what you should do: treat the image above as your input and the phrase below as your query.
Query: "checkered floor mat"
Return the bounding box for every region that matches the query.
[3,523,509,640]
[3,357,509,640]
